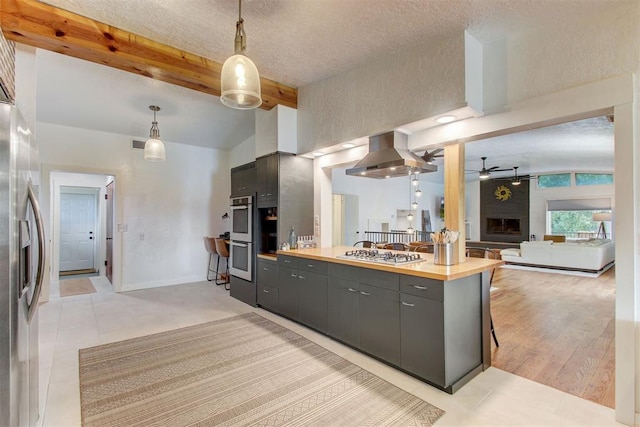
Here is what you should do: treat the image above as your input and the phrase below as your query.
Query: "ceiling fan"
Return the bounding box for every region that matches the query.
[466,157,511,179]
[494,166,538,185]
[419,148,444,164]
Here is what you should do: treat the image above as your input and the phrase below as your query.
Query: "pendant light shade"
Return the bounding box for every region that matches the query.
[220,0,262,109]
[144,105,166,162]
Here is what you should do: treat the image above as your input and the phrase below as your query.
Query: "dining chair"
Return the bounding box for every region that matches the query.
[413,244,434,253]
[383,242,409,251]
[466,246,499,347]
[353,240,376,248]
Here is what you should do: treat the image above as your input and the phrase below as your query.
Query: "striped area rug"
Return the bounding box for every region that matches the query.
[79,313,445,426]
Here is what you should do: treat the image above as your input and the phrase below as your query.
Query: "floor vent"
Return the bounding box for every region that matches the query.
[131,139,146,150]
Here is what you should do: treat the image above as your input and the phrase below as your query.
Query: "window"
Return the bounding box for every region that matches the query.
[538,173,571,188]
[575,173,614,186]
[549,210,605,237]
[547,198,612,239]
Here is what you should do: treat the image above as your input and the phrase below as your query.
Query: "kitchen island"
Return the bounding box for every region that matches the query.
[256,246,503,393]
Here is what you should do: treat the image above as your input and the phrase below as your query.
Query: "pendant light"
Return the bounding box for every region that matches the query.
[220,0,262,109]
[144,105,165,162]
[406,170,415,234]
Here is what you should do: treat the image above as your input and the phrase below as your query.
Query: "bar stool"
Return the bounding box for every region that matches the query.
[466,247,499,347]
[214,238,230,291]
[203,237,219,282]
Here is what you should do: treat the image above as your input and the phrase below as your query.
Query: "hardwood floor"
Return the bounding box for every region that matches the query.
[490,266,615,408]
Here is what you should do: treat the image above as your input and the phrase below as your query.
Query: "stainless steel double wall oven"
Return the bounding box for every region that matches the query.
[229,196,253,281]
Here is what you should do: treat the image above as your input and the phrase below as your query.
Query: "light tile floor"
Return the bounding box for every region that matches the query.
[38,277,624,427]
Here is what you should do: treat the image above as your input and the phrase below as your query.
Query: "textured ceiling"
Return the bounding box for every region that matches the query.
[41,0,627,88]
[33,0,620,159]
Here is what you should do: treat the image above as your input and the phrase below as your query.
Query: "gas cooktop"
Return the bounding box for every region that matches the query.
[336,249,425,265]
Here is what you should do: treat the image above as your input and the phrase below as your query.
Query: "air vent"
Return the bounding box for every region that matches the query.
[131,139,146,150]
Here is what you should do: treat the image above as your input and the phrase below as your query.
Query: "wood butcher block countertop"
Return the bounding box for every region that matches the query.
[276,246,504,281]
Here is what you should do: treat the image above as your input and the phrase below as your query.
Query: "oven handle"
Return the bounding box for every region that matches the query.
[231,242,249,248]
[230,205,249,211]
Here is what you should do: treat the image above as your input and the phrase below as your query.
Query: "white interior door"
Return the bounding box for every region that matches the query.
[59,192,96,271]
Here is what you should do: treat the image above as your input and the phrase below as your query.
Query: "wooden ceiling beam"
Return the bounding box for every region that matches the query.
[0,0,297,110]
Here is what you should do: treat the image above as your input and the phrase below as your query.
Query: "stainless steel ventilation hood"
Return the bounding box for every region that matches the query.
[345,131,437,178]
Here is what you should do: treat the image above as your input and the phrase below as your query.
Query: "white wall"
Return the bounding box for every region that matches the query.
[298,32,465,152]
[37,122,230,292]
[255,105,298,157]
[465,180,480,241]
[230,135,255,168]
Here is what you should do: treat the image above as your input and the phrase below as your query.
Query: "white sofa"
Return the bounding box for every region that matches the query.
[500,239,615,272]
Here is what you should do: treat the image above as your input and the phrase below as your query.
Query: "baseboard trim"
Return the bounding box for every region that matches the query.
[501,262,614,278]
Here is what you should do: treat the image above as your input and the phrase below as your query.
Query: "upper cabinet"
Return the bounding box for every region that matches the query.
[256,154,279,206]
[230,162,256,197]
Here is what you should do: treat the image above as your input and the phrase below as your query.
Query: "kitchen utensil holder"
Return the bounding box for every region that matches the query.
[433,243,458,265]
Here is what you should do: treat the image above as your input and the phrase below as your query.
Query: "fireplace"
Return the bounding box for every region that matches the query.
[480,180,530,242]
[486,218,521,235]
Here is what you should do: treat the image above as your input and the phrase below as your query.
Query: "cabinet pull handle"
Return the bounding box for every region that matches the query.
[413,285,428,290]
[401,301,415,307]
[307,264,314,268]
[360,291,370,296]
[347,288,358,292]
[263,289,269,293]
[291,273,297,278]
[284,260,291,263]
[263,267,269,271]
[266,193,272,196]
[299,275,305,280]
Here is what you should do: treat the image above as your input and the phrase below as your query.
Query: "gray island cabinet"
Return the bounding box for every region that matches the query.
[261,247,501,394]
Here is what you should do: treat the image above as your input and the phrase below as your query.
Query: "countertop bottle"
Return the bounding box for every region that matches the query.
[289,226,297,249]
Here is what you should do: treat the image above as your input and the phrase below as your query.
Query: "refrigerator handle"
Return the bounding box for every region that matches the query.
[27,182,45,323]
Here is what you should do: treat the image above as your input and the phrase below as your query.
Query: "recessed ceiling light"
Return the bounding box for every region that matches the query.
[342,143,356,148]
[312,151,324,157]
[436,115,457,124]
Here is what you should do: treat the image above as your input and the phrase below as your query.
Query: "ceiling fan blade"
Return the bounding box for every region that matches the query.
[487,166,501,171]
[421,148,445,162]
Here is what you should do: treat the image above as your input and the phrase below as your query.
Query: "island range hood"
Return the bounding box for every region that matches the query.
[346,131,438,178]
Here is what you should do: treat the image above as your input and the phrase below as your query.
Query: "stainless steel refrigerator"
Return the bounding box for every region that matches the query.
[0,102,45,427]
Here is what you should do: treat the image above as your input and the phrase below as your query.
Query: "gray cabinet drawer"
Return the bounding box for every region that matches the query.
[298,259,328,274]
[257,284,278,312]
[400,275,444,301]
[257,260,278,286]
[278,255,299,269]
[329,263,399,291]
